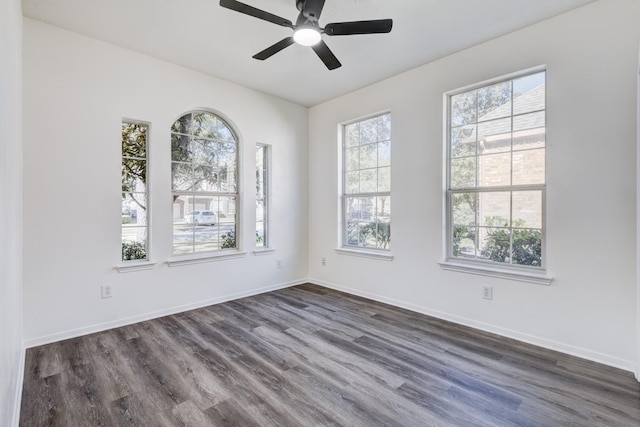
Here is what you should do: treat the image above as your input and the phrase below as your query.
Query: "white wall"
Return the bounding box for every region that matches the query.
[0,0,23,424]
[637,42,640,380]
[309,0,640,370]
[22,19,308,344]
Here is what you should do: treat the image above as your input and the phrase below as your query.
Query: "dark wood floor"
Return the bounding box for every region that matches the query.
[20,284,640,426]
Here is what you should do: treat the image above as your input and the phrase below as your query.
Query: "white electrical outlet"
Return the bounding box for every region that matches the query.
[321,257,327,266]
[276,259,283,269]
[482,285,493,300]
[101,284,113,299]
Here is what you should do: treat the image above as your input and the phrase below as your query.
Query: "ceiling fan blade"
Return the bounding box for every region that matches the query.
[220,0,293,28]
[324,19,393,36]
[311,40,341,70]
[253,37,295,60]
[302,0,326,21]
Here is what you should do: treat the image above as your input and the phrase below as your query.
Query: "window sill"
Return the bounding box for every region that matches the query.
[335,247,394,261]
[253,248,276,256]
[115,261,157,273]
[439,260,552,285]
[167,251,248,267]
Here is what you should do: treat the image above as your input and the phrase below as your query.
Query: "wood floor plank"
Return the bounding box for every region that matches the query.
[20,283,640,426]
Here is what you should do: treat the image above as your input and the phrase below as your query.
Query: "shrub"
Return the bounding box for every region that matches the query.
[122,241,146,261]
[221,230,236,249]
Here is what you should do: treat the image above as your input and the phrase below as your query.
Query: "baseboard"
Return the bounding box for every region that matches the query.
[24,279,306,349]
[12,345,26,427]
[308,277,636,374]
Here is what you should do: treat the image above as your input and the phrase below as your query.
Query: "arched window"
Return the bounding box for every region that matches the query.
[171,111,239,255]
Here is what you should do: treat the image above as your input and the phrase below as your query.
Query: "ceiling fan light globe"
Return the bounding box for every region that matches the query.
[293,27,321,46]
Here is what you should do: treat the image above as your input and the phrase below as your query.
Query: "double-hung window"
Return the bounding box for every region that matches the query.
[256,144,270,248]
[446,69,546,272]
[121,121,150,261]
[171,111,239,255]
[342,113,391,251]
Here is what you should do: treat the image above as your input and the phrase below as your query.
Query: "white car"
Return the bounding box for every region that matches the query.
[184,210,217,225]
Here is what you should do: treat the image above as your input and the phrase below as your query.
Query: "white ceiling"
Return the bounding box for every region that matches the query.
[22,0,597,106]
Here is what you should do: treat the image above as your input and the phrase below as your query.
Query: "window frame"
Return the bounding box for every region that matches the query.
[120,119,152,266]
[255,143,270,250]
[339,111,392,256]
[442,66,551,284]
[170,109,241,258]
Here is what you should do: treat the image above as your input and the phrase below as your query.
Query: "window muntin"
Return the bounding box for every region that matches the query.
[447,70,545,269]
[171,111,239,255]
[256,144,269,248]
[342,113,391,250]
[121,121,149,261]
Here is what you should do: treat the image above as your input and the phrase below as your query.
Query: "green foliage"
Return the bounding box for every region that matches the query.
[453,225,475,256]
[256,231,264,245]
[122,123,147,191]
[480,217,541,267]
[348,221,391,249]
[121,214,132,224]
[122,241,147,261]
[221,230,236,249]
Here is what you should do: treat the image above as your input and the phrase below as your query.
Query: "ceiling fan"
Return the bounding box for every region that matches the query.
[219,0,393,70]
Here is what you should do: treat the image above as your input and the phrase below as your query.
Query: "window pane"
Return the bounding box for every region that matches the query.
[512,149,545,185]
[359,143,377,169]
[194,168,218,192]
[171,113,192,134]
[360,118,378,144]
[378,167,390,192]
[193,111,217,139]
[378,140,391,167]
[347,222,362,246]
[478,192,510,227]
[451,91,477,126]
[345,122,360,147]
[513,72,545,115]
[217,197,237,250]
[478,118,511,154]
[122,231,147,261]
[478,81,511,120]
[346,171,359,194]
[377,114,391,141]
[376,196,391,222]
[173,195,195,255]
[219,141,237,193]
[122,193,147,227]
[512,229,542,267]
[256,225,265,248]
[171,134,191,162]
[121,163,146,193]
[217,121,235,142]
[172,162,193,191]
[452,192,477,226]
[479,227,511,264]
[514,111,545,133]
[122,123,147,159]
[453,226,477,258]
[360,169,377,193]
[346,147,359,171]
[478,153,511,187]
[451,125,476,158]
[513,191,542,229]
[451,157,476,188]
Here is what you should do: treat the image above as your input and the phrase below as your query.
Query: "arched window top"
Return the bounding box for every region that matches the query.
[171,110,238,142]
